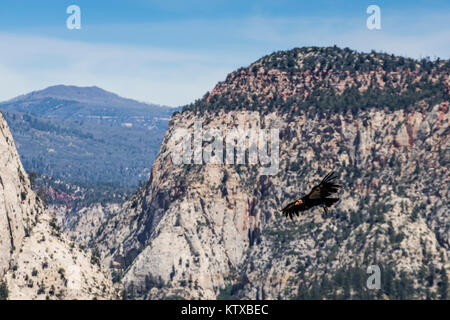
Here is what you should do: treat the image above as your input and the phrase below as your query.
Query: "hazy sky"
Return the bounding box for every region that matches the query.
[0,0,449,106]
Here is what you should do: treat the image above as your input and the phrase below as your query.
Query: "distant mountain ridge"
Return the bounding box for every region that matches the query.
[0,85,178,189]
[1,85,175,128]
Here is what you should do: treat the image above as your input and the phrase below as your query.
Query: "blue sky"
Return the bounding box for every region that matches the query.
[0,0,449,106]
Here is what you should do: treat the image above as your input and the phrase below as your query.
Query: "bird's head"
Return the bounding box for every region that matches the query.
[295,199,303,205]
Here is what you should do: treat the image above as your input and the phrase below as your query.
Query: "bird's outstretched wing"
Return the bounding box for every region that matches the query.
[307,171,340,200]
[280,200,302,219]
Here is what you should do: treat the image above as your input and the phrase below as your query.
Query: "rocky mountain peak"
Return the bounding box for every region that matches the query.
[185,46,448,115]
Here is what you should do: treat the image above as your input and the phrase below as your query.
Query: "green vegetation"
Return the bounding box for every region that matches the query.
[37,280,46,295]
[162,295,186,300]
[437,267,449,300]
[28,172,132,208]
[295,265,417,300]
[144,273,164,291]
[217,284,239,300]
[1,108,173,188]
[0,280,8,300]
[90,247,101,266]
[58,268,66,280]
[183,47,448,115]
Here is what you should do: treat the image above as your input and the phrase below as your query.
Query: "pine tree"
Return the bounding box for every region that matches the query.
[438,268,448,300]
[0,280,8,300]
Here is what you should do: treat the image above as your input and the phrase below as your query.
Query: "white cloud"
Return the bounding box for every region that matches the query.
[0,32,236,106]
[0,13,448,106]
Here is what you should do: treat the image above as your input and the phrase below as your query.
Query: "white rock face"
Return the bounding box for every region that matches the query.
[0,112,39,277]
[5,211,117,300]
[55,203,121,245]
[0,112,117,300]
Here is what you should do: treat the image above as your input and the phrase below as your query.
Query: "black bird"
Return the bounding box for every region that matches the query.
[281,171,340,219]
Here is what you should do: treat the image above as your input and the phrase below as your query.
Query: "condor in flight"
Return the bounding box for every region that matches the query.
[281,172,340,219]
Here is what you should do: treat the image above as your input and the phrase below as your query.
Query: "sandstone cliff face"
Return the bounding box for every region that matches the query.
[95,104,448,299]
[0,112,116,300]
[0,112,40,277]
[93,47,449,299]
[55,203,121,245]
[97,111,274,298]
